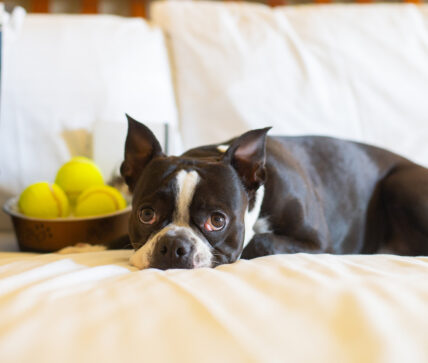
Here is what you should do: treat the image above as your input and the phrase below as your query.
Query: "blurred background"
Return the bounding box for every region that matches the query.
[3,0,425,18]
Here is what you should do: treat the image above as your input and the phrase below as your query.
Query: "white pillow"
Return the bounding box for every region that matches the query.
[0,9,178,229]
[152,2,428,167]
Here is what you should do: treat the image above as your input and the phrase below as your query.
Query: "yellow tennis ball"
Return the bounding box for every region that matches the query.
[18,182,70,218]
[55,157,104,204]
[74,185,127,217]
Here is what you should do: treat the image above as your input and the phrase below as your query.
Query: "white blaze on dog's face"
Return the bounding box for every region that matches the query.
[121,115,270,270]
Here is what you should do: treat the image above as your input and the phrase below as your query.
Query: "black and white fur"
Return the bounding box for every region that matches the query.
[122,115,428,270]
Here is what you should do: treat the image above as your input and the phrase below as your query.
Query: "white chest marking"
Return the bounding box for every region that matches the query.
[253,217,272,234]
[243,186,265,249]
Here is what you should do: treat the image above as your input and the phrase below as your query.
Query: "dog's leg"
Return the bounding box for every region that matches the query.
[381,164,428,255]
[56,235,131,254]
[57,243,107,254]
[241,233,323,259]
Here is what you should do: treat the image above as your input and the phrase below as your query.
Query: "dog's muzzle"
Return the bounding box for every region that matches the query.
[130,224,214,270]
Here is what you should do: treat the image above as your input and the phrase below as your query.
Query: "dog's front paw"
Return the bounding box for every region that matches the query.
[57,243,107,254]
[241,234,275,259]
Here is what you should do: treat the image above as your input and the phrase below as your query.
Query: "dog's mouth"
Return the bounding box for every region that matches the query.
[129,248,214,270]
[129,236,241,270]
[129,227,215,270]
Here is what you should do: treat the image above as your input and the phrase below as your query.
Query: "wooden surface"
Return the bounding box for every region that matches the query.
[82,0,98,14]
[130,0,146,17]
[31,0,49,13]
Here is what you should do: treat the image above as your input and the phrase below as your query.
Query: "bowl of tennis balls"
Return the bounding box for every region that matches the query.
[3,157,132,252]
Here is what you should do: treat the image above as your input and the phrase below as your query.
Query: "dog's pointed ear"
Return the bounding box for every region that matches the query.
[120,114,164,192]
[224,127,271,192]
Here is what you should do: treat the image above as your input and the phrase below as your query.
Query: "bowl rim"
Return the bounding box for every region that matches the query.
[2,196,132,222]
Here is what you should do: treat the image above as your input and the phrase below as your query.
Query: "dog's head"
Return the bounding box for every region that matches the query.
[121,115,269,270]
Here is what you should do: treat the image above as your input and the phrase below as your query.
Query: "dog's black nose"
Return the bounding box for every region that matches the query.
[152,237,195,270]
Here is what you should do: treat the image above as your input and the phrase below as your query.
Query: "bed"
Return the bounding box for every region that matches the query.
[0,250,427,362]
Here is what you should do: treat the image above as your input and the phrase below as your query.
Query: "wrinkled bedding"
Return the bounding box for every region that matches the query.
[0,251,427,363]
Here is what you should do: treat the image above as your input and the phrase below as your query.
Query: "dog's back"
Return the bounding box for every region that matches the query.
[261,136,414,254]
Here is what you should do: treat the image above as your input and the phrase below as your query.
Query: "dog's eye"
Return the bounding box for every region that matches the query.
[139,208,156,225]
[204,212,227,232]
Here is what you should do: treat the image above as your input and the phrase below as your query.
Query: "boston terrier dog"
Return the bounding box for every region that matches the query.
[121,115,428,270]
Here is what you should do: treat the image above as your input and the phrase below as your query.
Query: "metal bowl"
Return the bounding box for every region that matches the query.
[3,197,131,252]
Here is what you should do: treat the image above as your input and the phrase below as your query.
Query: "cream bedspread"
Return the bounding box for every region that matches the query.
[0,251,427,363]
